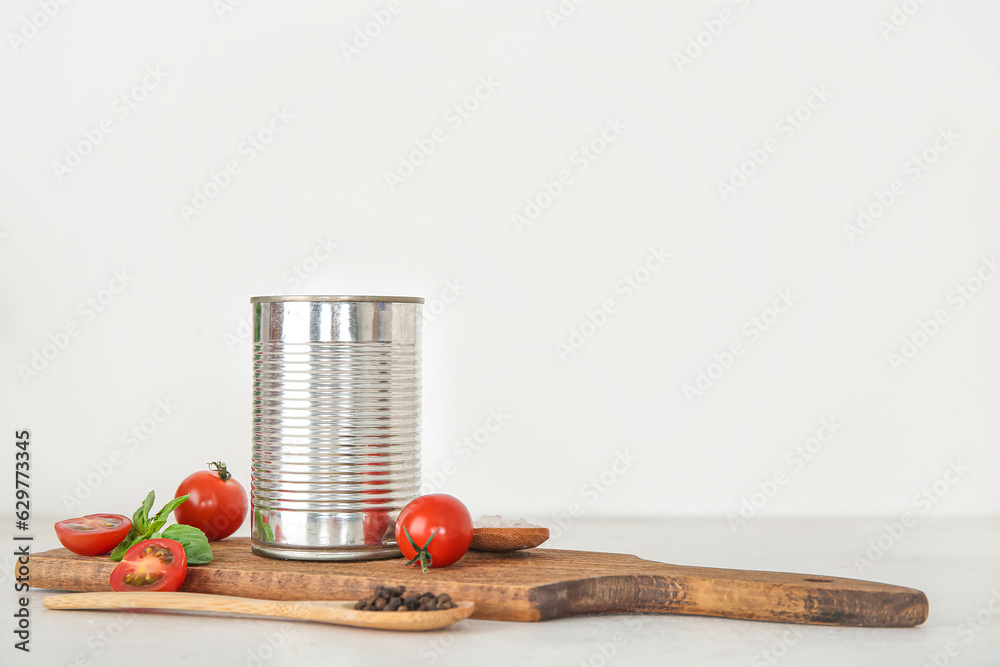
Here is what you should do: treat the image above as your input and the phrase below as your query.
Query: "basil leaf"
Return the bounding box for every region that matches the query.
[149,494,189,534]
[162,524,213,565]
[111,491,157,561]
[109,525,147,562]
[132,490,155,534]
[255,510,274,542]
[111,492,192,561]
[109,536,138,562]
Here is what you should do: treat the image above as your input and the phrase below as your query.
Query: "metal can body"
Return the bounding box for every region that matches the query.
[250,295,422,560]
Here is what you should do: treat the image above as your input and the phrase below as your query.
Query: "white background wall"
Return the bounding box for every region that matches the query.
[1,0,998,522]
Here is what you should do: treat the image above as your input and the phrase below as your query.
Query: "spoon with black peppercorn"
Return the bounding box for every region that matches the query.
[44,591,475,631]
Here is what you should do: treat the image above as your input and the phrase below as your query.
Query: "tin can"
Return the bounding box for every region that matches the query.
[249,295,423,560]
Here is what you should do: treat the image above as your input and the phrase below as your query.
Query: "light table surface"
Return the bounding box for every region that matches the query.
[5,516,998,666]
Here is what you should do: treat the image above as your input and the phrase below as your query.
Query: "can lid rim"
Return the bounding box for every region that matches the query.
[250,295,424,304]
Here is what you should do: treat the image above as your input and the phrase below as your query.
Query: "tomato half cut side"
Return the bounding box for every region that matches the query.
[110,539,188,592]
[54,514,132,556]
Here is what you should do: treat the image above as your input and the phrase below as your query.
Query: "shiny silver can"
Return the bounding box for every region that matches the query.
[250,295,423,560]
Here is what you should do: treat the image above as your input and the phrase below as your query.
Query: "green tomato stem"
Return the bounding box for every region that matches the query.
[208,461,231,482]
[402,526,439,574]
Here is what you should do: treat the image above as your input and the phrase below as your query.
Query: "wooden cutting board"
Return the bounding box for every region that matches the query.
[32,539,927,627]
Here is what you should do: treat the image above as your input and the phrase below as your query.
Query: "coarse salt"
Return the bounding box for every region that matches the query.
[474,515,542,529]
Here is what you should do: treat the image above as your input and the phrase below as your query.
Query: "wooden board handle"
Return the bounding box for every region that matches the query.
[536,561,928,627]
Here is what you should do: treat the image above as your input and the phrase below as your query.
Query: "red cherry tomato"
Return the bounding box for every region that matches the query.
[173,462,248,541]
[110,539,187,592]
[54,514,132,556]
[394,494,473,572]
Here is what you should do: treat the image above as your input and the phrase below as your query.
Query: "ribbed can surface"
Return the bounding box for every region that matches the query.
[250,296,422,560]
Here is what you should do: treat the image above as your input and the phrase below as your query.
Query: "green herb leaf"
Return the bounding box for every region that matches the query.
[132,490,155,533]
[109,534,138,562]
[111,491,157,561]
[110,492,194,562]
[162,524,213,565]
[255,510,274,542]
[149,494,188,534]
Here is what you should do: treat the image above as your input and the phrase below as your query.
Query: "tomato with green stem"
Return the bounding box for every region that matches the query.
[173,462,248,541]
[54,514,132,556]
[394,494,473,572]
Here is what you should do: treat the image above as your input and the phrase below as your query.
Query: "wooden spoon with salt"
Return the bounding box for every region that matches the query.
[470,526,550,552]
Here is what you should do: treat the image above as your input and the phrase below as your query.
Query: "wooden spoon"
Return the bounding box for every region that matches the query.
[470,526,550,551]
[43,592,475,632]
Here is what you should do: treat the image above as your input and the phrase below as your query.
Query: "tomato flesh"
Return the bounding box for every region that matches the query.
[110,539,187,592]
[394,494,473,569]
[54,514,132,556]
[173,464,248,541]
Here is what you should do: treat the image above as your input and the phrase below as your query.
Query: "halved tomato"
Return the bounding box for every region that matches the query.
[54,514,132,556]
[110,539,187,592]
